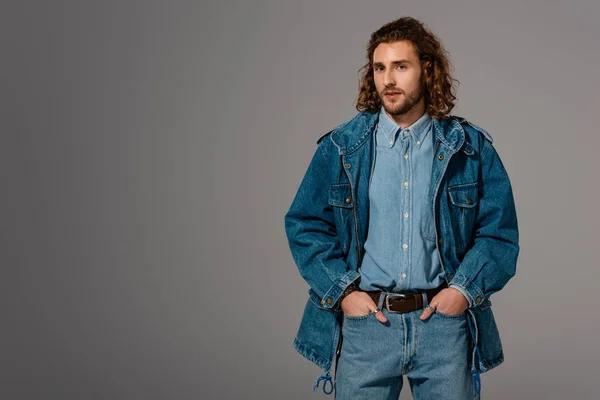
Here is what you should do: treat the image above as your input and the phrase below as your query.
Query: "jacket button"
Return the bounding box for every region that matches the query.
[326,298,332,304]
[438,237,443,243]
[437,154,444,160]
[467,198,473,204]
[476,297,483,303]
[345,163,351,168]
[319,299,324,305]
[345,198,351,204]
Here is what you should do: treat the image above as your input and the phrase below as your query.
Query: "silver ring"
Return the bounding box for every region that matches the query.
[425,304,437,312]
[371,307,381,314]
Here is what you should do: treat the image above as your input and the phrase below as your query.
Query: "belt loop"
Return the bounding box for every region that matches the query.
[377,292,386,311]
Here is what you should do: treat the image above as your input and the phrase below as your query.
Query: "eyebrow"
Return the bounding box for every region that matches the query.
[373,59,412,67]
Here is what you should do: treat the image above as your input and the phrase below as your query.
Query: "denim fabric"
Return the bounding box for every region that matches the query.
[334,308,480,400]
[284,111,519,394]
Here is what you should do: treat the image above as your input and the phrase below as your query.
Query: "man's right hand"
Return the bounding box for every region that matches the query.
[341,291,388,323]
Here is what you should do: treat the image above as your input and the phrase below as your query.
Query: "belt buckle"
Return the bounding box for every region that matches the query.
[385,293,410,312]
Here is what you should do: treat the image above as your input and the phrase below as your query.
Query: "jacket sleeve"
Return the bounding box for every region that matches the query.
[449,139,520,306]
[284,140,360,311]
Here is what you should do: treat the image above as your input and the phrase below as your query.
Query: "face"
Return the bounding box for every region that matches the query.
[372,40,427,116]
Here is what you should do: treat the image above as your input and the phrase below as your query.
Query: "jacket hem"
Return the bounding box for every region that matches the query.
[479,351,504,373]
[293,336,332,372]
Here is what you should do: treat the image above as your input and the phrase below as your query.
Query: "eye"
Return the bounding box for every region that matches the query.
[397,65,407,70]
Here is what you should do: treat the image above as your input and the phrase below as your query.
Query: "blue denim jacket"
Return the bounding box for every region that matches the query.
[284,110,519,394]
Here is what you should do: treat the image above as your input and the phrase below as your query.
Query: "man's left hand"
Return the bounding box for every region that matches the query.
[419,288,468,320]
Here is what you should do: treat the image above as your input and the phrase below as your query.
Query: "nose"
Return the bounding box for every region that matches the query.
[383,68,395,87]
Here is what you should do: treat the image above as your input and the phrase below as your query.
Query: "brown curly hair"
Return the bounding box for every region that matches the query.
[356,17,458,119]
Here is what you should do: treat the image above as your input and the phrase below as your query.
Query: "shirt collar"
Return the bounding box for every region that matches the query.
[377,106,432,148]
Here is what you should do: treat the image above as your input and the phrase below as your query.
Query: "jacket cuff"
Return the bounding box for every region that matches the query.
[321,270,361,311]
[449,273,485,307]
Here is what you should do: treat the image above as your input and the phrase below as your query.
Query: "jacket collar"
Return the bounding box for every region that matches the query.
[330,111,474,156]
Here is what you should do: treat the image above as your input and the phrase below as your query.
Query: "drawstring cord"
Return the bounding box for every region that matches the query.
[313,372,334,395]
[467,310,482,395]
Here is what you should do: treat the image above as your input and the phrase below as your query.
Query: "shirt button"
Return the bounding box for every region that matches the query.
[402,243,408,249]
[404,153,408,159]
[403,212,409,218]
[389,140,393,145]
[401,273,407,279]
[403,130,409,135]
[403,181,408,187]
[416,140,420,145]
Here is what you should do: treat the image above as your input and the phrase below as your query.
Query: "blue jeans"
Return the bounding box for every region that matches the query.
[334,307,480,399]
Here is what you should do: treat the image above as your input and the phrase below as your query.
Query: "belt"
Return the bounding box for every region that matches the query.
[364,282,448,313]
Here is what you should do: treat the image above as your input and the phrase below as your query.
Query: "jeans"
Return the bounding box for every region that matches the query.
[334,306,480,399]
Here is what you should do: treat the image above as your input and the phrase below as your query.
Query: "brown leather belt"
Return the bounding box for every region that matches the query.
[364,282,448,313]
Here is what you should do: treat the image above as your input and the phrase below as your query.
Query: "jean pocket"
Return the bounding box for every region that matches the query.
[435,310,466,319]
[343,312,372,321]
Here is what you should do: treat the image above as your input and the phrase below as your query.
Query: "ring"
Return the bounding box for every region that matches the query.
[371,307,381,314]
[425,304,437,312]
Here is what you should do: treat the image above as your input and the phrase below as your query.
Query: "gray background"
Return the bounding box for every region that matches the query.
[1,0,598,399]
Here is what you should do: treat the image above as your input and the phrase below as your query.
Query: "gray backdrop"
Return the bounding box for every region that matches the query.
[1,0,598,399]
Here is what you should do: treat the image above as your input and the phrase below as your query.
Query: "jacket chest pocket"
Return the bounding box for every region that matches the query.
[328,183,353,255]
[447,182,479,251]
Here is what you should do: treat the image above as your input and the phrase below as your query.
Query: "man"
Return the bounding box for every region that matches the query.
[284,16,519,399]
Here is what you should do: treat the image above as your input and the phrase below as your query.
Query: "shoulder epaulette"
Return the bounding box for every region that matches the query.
[453,116,494,143]
[316,129,334,145]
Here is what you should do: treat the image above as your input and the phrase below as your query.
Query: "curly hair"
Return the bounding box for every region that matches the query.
[356,16,458,119]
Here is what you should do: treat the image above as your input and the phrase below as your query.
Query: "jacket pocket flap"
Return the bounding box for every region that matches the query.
[328,184,353,208]
[448,183,479,208]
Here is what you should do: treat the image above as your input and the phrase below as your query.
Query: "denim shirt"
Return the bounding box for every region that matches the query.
[359,107,473,306]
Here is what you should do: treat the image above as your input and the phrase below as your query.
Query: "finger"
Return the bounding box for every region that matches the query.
[419,303,436,320]
[373,308,388,323]
[368,303,388,323]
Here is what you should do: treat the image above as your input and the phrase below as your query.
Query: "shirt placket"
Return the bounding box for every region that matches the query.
[400,128,411,290]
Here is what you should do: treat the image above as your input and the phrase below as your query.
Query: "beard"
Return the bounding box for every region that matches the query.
[379,81,425,116]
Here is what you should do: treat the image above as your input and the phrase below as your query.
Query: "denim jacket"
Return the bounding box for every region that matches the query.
[284,110,519,394]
